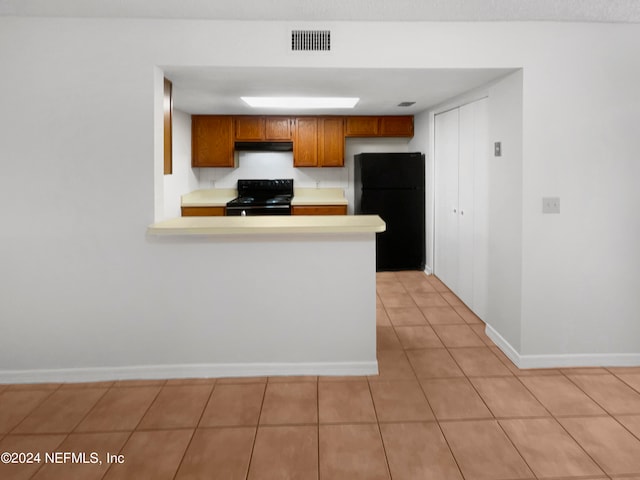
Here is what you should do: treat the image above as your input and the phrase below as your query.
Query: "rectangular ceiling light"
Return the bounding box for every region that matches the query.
[241,96,359,109]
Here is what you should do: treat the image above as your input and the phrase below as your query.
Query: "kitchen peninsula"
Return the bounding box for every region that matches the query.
[146,214,385,378]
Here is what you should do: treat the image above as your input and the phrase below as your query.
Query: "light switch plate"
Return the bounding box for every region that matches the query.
[542,197,560,214]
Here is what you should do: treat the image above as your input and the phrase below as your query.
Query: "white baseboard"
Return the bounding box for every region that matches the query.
[0,361,378,385]
[424,266,433,275]
[485,324,640,369]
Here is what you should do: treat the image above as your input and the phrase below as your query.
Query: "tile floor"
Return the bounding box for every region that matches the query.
[2,271,640,479]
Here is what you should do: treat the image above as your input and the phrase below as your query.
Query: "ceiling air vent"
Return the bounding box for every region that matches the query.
[397,101,416,107]
[291,30,331,52]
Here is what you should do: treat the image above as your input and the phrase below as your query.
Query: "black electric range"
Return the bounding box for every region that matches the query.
[226,179,294,216]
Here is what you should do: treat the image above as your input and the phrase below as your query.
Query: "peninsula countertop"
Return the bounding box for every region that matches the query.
[180,187,348,208]
[148,215,385,236]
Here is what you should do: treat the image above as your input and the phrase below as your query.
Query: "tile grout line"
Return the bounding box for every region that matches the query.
[100,383,167,480]
[170,382,217,480]
[365,376,393,480]
[23,385,111,480]
[243,381,267,480]
[5,385,61,437]
[400,317,466,480]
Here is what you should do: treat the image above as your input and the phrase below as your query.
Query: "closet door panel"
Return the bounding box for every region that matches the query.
[457,103,476,307]
[434,108,460,293]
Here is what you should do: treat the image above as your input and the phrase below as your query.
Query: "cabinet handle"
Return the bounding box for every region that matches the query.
[453,208,457,214]
[460,210,464,216]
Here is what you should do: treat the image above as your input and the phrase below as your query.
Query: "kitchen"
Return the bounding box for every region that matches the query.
[148,67,518,380]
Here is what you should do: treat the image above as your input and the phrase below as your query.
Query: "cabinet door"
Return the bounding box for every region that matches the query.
[265,117,291,140]
[192,115,235,167]
[434,108,460,293]
[345,116,379,136]
[318,117,345,167]
[293,117,318,167]
[379,116,413,137]
[234,116,265,140]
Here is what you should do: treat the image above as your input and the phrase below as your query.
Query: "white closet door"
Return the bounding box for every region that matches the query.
[457,103,476,307]
[434,108,460,292]
[434,98,489,315]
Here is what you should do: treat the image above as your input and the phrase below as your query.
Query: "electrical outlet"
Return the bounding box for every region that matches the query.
[542,197,560,214]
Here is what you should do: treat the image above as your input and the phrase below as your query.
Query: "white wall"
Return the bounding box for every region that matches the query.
[421,71,524,351]
[163,109,198,218]
[1,17,639,378]
[409,109,432,273]
[197,152,348,189]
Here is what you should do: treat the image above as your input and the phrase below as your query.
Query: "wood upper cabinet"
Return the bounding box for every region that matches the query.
[193,115,411,168]
[345,116,379,136]
[318,117,345,167]
[234,116,264,141]
[294,117,345,167]
[345,116,414,138]
[234,116,292,141]
[380,116,414,137]
[265,116,292,140]
[192,115,235,167]
[293,117,318,167]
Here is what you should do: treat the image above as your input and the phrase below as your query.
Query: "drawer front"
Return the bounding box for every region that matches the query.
[181,206,226,216]
[292,205,347,215]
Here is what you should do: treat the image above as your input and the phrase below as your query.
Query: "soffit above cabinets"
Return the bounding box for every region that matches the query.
[2,0,639,23]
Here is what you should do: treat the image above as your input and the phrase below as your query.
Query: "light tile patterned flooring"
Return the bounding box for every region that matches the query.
[2,271,640,479]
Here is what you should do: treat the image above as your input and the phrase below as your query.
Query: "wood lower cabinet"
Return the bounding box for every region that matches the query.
[292,205,347,215]
[345,116,413,138]
[181,206,226,216]
[294,117,344,167]
[192,115,234,167]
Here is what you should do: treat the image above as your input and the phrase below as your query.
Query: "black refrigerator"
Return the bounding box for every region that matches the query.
[354,152,425,271]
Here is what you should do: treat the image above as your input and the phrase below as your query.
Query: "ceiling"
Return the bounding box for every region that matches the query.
[164,67,516,115]
[4,0,636,116]
[1,0,639,22]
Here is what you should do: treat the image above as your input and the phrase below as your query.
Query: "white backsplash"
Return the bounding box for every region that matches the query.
[197,151,349,190]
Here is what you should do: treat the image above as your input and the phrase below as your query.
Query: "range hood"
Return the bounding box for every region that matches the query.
[234,141,293,152]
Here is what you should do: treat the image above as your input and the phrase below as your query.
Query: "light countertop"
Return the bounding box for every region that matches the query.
[180,188,347,207]
[148,215,385,236]
[181,189,237,207]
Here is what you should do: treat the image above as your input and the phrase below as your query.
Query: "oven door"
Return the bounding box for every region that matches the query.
[226,205,291,216]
